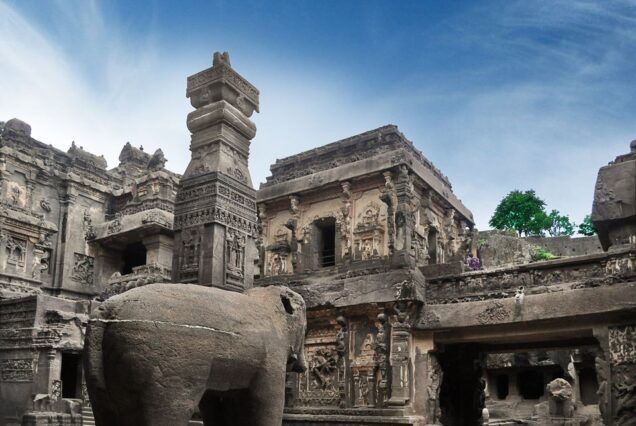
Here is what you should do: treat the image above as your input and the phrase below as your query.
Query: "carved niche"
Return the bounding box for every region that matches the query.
[353,202,384,260]
[72,253,94,285]
[297,326,343,407]
[225,228,246,286]
[179,228,201,282]
[4,235,27,267]
[266,227,291,276]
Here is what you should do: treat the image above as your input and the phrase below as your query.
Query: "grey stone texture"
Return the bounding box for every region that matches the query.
[593,140,636,251]
[84,283,307,426]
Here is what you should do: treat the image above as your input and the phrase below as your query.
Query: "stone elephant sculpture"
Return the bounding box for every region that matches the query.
[84,283,307,426]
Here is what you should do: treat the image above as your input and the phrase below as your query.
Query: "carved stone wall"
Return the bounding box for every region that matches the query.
[609,324,636,425]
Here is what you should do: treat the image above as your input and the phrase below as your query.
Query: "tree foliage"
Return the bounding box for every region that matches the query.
[578,214,597,236]
[489,190,552,236]
[547,210,575,237]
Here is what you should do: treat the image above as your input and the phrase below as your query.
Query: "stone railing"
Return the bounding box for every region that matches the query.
[99,263,171,300]
[426,247,635,304]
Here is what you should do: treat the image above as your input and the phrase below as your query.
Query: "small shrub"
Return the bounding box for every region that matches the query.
[532,247,558,261]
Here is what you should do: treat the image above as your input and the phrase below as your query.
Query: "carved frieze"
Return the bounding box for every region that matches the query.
[476,301,510,325]
[71,253,94,285]
[0,358,33,382]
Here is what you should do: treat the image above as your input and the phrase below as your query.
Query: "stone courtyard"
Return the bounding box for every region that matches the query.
[0,54,635,426]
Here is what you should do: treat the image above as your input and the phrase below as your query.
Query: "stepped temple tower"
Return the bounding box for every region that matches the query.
[172,52,260,291]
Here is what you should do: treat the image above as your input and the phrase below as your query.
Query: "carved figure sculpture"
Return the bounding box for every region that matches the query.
[84,283,307,426]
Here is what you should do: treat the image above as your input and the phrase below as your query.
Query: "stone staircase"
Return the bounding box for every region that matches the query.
[81,404,95,426]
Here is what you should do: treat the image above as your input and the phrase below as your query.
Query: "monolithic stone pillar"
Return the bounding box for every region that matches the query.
[172,52,259,292]
[142,234,173,270]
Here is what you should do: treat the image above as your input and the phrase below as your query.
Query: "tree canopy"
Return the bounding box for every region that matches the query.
[489,190,552,236]
[578,215,597,236]
[547,210,575,237]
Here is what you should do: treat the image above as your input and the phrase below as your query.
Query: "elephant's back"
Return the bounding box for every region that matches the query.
[96,283,272,332]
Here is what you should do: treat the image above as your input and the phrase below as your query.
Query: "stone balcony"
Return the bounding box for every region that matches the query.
[99,263,171,300]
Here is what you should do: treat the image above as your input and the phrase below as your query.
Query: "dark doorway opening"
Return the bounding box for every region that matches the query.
[316,219,336,267]
[496,374,509,400]
[121,242,147,274]
[518,370,544,400]
[428,228,438,264]
[439,343,485,426]
[579,367,599,405]
[61,352,81,398]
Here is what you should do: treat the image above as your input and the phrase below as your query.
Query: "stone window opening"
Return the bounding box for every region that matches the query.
[316,218,336,267]
[61,352,82,399]
[495,374,509,400]
[121,241,147,275]
[518,370,544,400]
[427,228,438,264]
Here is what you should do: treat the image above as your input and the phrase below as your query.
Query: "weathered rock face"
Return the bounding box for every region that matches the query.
[84,283,307,426]
[593,140,636,251]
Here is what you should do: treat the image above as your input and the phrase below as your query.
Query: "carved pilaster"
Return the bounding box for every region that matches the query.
[380,171,396,253]
[374,312,390,407]
[335,315,349,407]
[387,301,413,405]
[172,52,259,292]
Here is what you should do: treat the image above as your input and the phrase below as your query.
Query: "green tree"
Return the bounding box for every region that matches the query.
[578,214,597,236]
[547,210,575,237]
[489,190,551,236]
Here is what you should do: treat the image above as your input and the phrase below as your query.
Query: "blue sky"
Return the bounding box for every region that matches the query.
[1,0,635,229]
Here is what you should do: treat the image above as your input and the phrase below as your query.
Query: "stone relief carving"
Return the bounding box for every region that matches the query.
[225,228,246,284]
[83,209,96,240]
[476,301,511,325]
[426,353,443,424]
[353,202,384,260]
[268,253,288,276]
[31,248,49,280]
[9,182,24,206]
[609,324,636,365]
[141,210,172,229]
[107,216,122,234]
[72,253,94,285]
[39,199,51,212]
[180,228,201,276]
[374,312,389,406]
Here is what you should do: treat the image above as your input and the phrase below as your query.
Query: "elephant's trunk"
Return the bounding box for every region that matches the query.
[288,347,307,373]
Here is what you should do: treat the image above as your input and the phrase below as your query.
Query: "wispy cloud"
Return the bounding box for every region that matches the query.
[1,0,634,231]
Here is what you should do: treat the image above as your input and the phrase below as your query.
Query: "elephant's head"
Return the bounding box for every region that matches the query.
[248,285,307,373]
[279,288,307,373]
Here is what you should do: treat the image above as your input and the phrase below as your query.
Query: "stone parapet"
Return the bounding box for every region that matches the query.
[425,247,635,305]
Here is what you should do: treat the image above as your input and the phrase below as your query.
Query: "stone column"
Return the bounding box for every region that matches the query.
[172,52,259,292]
[142,234,173,270]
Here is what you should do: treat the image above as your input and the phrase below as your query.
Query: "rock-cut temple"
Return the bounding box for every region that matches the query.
[1,54,635,426]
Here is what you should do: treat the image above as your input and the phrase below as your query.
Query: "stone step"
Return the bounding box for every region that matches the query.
[81,405,95,426]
